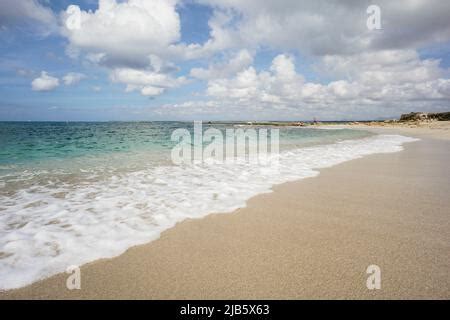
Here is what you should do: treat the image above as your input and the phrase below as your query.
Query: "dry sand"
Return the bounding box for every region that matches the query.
[334,120,450,141]
[1,129,450,299]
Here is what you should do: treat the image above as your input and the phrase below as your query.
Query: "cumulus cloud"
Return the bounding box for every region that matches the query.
[63,72,86,85]
[190,49,253,80]
[159,49,449,119]
[31,71,60,91]
[196,0,450,56]
[110,68,188,97]
[222,51,449,103]
[168,9,240,60]
[60,0,187,97]
[205,54,304,103]
[0,0,56,35]
[61,0,181,67]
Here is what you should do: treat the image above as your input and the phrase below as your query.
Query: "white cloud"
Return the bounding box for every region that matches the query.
[140,86,165,97]
[206,54,304,103]
[0,0,56,35]
[158,49,449,119]
[320,50,444,85]
[168,9,240,60]
[196,0,450,56]
[60,0,187,97]
[63,72,86,85]
[61,0,181,67]
[31,71,60,91]
[110,68,188,97]
[190,49,253,80]
[174,0,450,61]
[13,0,449,62]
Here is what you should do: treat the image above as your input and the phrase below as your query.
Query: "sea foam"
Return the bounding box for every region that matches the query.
[0,134,418,290]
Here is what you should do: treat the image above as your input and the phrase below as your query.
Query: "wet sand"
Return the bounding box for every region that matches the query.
[1,133,450,299]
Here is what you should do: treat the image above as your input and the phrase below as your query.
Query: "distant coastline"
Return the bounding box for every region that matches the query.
[205,111,450,127]
[1,111,449,125]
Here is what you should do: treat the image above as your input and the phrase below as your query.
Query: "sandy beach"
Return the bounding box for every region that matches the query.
[0,124,448,299]
[334,120,450,141]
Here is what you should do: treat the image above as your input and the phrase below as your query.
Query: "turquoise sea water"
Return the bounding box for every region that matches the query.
[0,122,373,192]
[0,121,371,168]
[0,121,417,290]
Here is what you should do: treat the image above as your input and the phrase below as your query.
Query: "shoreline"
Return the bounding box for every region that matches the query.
[214,120,450,141]
[311,121,450,141]
[2,127,450,299]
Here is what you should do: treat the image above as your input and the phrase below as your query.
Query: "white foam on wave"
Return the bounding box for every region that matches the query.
[0,134,418,290]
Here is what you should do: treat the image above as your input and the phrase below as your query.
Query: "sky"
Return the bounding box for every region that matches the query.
[0,0,450,121]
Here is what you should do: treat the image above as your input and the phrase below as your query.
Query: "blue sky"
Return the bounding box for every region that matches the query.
[1,0,450,121]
